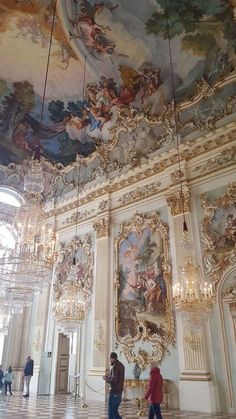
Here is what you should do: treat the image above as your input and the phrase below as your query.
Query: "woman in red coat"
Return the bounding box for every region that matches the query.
[144,363,163,419]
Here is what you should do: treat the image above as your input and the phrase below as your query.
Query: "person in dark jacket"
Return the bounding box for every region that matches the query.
[4,366,14,395]
[23,356,34,398]
[144,362,163,419]
[103,352,125,419]
[0,365,4,393]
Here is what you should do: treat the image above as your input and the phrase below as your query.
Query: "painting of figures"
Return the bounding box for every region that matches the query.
[117,225,168,339]
[0,0,236,166]
[211,205,236,250]
[55,235,93,287]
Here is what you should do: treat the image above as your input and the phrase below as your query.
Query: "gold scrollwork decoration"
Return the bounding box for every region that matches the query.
[53,234,94,310]
[201,182,236,284]
[93,217,110,238]
[166,187,190,216]
[114,212,175,370]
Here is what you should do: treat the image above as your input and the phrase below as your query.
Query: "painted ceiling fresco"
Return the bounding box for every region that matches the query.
[0,0,236,168]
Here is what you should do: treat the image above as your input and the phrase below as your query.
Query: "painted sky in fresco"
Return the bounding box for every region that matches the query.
[0,0,235,165]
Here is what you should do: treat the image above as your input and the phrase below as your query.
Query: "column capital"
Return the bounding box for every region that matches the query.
[93,217,110,239]
[166,187,190,216]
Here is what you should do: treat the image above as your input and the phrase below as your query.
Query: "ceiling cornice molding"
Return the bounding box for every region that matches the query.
[45,120,236,221]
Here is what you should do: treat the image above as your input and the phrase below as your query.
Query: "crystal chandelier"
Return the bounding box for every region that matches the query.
[164,22,214,325]
[0,300,11,336]
[0,193,55,308]
[53,265,87,336]
[24,157,44,194]
[172,223,214,325]
[53,55,89,335]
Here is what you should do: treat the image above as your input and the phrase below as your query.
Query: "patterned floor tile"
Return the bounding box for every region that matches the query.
[0,393,234,418]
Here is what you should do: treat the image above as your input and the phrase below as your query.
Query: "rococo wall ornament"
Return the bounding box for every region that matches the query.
[53,234,94,333]
[114,212,175,369]
[201,182,236,284]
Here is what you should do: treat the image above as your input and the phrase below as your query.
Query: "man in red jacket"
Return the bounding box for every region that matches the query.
[144,363,163,419]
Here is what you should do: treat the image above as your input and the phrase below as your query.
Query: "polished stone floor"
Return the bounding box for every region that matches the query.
[0,393,233,418]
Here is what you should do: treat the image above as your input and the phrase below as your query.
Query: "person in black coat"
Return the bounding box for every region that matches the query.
[23,356,34,398]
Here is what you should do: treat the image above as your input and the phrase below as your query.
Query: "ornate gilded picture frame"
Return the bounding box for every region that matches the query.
[201,182,236,284]
[114,212,175,369]
[53,234,94,310]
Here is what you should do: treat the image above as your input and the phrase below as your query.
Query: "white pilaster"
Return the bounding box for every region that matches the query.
[87,216,110,401]
[167,190,218,413]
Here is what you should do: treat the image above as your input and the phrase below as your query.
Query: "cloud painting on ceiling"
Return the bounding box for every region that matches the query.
[0,0,235,166]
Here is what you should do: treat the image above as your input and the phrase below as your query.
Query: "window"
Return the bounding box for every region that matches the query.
[0,223,16,251]
[0,187,24,208]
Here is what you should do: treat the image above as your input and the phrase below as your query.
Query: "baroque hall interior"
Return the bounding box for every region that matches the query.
[0,0,236,418]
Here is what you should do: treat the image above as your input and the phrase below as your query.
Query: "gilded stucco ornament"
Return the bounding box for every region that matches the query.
[194,146,236,174]
[62,208,96,226]
[114,212,175,369]
[170,169,184,184]
[166,188,190,216]
[222,279,236,319]
[201,183,236,284]
[53,234,94,314]
[98,199,109,212]
[63,71,235,172]
[93,217,110,238]
[117,181,161,206]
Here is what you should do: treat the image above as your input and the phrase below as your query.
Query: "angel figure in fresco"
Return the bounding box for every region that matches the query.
[69,0,118,57]
[139,63,161,103]
[64,113,88,142]
[118,63,161,105]
[86,78,116,129]
[224,213,236,245]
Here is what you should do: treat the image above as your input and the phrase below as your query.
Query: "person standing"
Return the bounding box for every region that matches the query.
[0,365,4,393]
[4,366,14,395]
[144,362,163,419]
[103,352,125,419]
[23,356,34,398]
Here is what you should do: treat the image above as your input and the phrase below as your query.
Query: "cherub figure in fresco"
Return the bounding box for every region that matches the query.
[117,64,161,105]
[118,66,142,105]
[64,111,91,143]
[139,63,161,103]
[69,0,118,57]
[99,77,119,102]
[75,0,118,28]
[86,78,116,129]
[54,45,72,70]
[15,16,47,48]
[92,29,116,56]
[224,214,236,244]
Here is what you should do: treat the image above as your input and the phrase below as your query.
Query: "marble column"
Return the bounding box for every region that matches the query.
[29,286,51,394]
[87,215,110,401]
[2,306,32,391]
[166,188,218,413]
